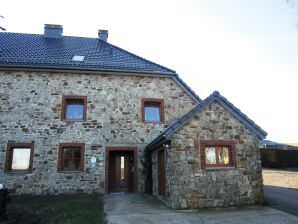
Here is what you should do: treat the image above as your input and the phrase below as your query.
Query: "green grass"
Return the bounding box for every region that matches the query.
[6,194,105,224]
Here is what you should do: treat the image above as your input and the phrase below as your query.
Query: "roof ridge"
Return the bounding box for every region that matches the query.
[0,31,102,40]
[145,91,267,151]
[100,40,176,74]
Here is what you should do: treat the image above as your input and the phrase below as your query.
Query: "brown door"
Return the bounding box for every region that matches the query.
[108,151,134,193]
[157,150,166,196]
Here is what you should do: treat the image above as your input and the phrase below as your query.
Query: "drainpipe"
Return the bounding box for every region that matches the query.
[163,141,173,204]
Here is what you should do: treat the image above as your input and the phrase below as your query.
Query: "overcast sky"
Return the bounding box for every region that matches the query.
[1,0,298,143]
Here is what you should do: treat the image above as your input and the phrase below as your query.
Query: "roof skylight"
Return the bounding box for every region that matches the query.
[72,55,85,62]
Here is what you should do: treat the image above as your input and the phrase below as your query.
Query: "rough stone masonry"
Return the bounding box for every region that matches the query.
[0,71,195,194]
[151,102,264,209]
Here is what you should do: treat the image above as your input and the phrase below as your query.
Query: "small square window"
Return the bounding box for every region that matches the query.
[5,142,34,173]
[145,106,160,121]
[12,148,31,170]
[141,98,164,123]
[61,96,87,121]
[58,143,85,172]
[200,140,236,169]
[72,55,85,62]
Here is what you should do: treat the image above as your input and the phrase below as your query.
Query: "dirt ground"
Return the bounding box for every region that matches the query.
[262,169,298,189]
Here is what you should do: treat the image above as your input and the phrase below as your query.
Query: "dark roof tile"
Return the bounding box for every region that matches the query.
[0,32,175,74]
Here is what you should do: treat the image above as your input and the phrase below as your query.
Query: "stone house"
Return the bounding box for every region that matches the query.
[0,24,267,209]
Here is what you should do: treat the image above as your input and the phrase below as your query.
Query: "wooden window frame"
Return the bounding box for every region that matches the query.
[4,141,34,173]
[200,140,236,169]
[141,98,164,123]
[57,143,85,172]
[61,95,87,121]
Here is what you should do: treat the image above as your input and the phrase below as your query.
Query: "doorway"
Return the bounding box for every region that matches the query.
[157,149,166,196]
[105,147,138,193]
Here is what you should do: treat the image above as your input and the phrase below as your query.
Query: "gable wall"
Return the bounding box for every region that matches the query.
[0,70,196,194]
[168,102,264,208]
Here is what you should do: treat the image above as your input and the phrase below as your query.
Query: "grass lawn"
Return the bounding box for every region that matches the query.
[5,193,105,224]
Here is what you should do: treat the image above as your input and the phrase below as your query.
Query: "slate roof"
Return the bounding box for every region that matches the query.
[146,91,267,151]
[0,32,175,74]
[0,31,202,103]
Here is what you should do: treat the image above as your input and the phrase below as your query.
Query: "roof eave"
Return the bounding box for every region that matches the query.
[0,63,176,76]
[145,134,167,151]
[173,75,202,103]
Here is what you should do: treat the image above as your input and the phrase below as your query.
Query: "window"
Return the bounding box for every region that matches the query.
[72,55,85,62]
[200,140,236,169]
[58,143,85,172]
[141,98,164,123]
[61,96,87,121]
[5,142,34,173]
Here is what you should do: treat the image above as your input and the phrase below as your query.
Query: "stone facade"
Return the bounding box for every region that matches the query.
[0,70,196,194]
[151,102,264,209]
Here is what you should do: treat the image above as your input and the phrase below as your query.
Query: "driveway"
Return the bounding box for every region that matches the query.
[104,193,298,224]
[264,185,298,216]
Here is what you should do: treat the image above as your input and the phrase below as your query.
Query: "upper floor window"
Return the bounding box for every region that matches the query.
[57,143,85,172]
[200,140,236,169]
[141,98,164,123]
[5,142,34,173]
[61,96,87,121]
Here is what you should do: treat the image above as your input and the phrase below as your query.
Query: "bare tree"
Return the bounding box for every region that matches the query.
[0,15,6,31]
[286,0,298,27]
[286,0,298,8]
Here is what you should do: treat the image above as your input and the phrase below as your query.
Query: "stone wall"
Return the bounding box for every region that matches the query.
[151,146,172,206]
[167,102,264,209]
[0,70,195,194]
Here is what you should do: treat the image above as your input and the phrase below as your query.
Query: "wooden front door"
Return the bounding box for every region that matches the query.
[157,149,166,196]
[108,151,134,193]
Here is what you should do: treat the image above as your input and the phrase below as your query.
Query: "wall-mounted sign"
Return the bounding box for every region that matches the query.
[91,156,97,164]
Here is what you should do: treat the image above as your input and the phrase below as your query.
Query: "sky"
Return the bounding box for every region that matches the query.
[1,0,298,143]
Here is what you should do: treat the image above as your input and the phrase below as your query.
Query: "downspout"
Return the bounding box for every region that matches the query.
[163,141,173,205]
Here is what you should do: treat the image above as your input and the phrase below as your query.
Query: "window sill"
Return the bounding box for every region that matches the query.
[143,121,164,124]
[5,171,32,174]
[63,119,85,122]
[204,166,235,171]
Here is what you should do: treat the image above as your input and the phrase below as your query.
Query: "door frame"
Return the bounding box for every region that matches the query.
[157,149,166,196]
[105,147,138,193]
